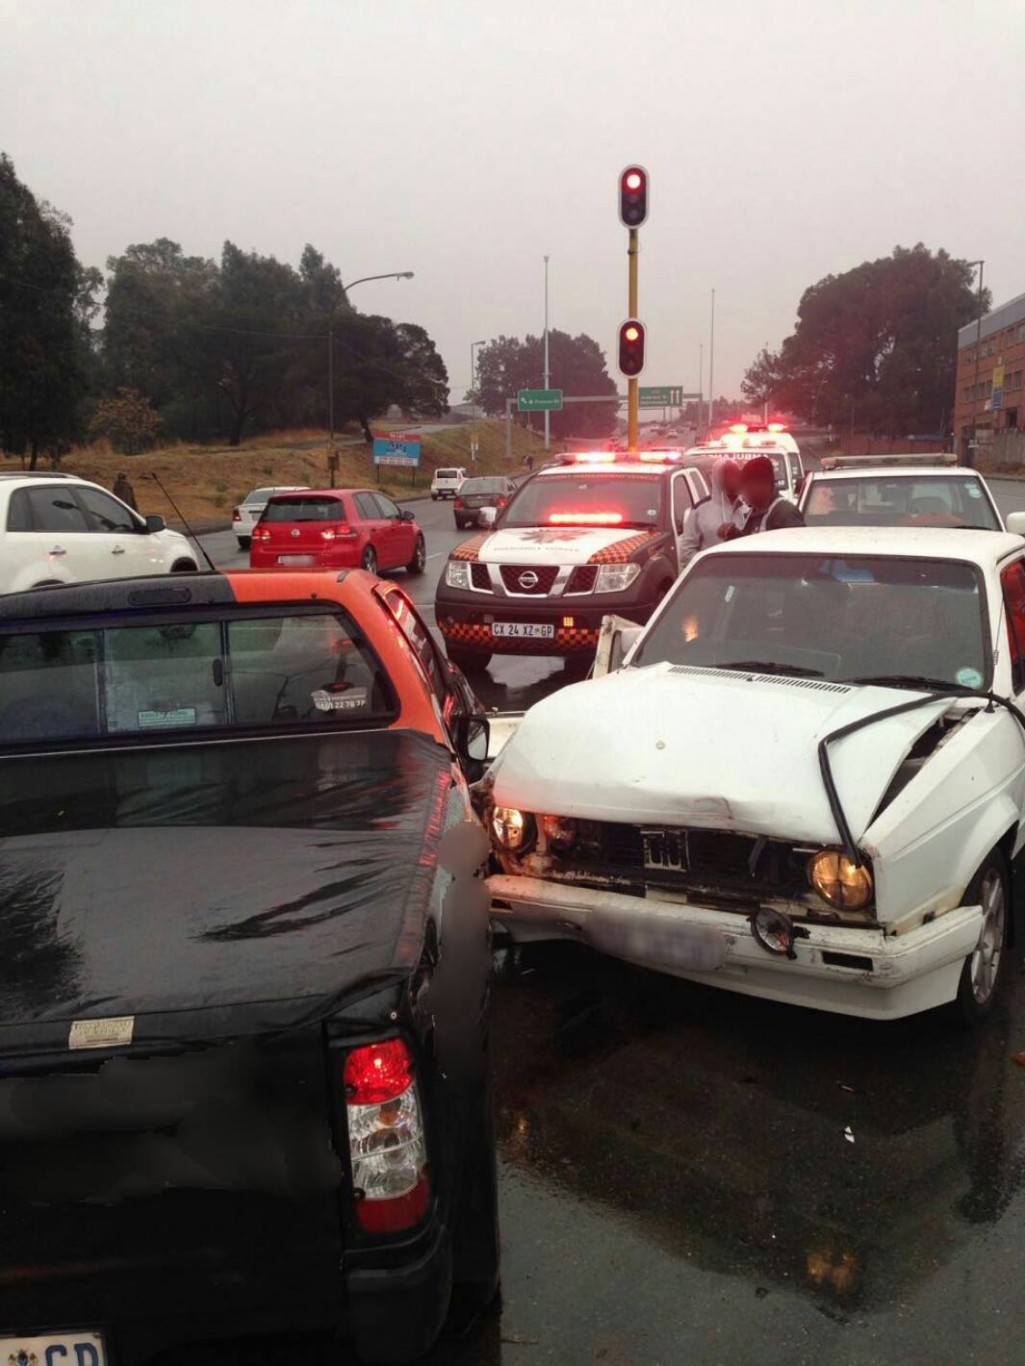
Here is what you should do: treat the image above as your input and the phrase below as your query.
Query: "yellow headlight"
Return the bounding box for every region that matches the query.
[491,806,533,851]
[808,849,873,911]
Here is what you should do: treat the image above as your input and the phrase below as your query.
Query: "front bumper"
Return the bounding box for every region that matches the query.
[436,590,661,656]
[488,874,984,1020]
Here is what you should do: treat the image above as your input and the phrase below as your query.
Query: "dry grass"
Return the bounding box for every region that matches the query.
[3,422,547,528]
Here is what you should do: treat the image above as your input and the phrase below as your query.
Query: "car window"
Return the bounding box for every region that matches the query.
[804,476,1000,530]
[1000,561,1025,694]
[0,610,396,746]
[353,492,380,520]
[670,472,694,529]
[436,469,460,479]
[25,486,91,533]
[502,474,664,528]
[374,493,401,518]
[382,589,452,714]
[6,488,32,532]
[76,486,139,533]
[262,496,344,523]
[636,552,988,688]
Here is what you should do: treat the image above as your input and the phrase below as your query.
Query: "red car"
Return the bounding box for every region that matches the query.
[250,488,427,576]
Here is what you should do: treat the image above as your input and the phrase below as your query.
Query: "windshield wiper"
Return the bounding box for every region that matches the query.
[843,673,976,692]
[716,660,825,678]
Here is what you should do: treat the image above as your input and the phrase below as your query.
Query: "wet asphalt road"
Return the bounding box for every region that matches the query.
[192,476,1025,1366]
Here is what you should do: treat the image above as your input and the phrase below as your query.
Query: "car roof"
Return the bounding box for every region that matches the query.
[808,467,983,481]
[0,471,85,483]
[264,487,347,498]
[700,525,1022,566]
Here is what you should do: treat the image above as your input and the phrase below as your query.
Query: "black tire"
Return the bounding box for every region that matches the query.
[237,536,251,551]
[447,644,491,673]
[171,559,198,573]
[431,492,439,501]
[406,535,426,576]
[954,849,1011,1026]
[361,545,378,576]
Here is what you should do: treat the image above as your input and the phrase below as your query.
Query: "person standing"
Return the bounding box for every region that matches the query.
[720,456,805,539]
[680,457,744,563]
[113,471,138,512]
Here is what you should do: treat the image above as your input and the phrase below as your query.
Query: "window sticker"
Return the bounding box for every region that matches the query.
[956,667,983,688]
[137,707,198,728]
[311,687,369,712]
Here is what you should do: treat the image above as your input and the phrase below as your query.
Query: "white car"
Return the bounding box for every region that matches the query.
[483,526,1025,1024]
[685,441,803,504]
[232,485,309,548]
[0,473,197,594]
[430,467,467,501]
[799,462,1025,535]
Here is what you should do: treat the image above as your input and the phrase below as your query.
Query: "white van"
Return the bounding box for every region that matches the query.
[430,467,467,501]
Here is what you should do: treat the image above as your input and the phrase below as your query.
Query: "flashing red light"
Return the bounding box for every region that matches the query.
[572,450,617,462]
[768,422,786,433]
[730,423,748,434]
[618,318,645,377]
[625,171,642,190]
[549,511,624,526]
[618,165,649,228]
[624,325,640,342]
[344,1039,414,1105]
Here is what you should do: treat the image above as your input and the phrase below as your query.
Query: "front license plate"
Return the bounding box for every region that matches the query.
[491,622,555,639]
[0,1330,107,1365]
[278,554,317,567]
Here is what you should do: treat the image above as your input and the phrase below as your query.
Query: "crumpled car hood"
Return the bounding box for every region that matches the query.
[490,663,952,846]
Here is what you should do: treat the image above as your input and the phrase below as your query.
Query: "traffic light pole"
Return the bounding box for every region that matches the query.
[627,227,639,453]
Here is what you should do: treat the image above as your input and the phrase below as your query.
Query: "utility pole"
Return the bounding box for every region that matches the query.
[968,260,985,467]
[698,343,704,438]
[708,287,716,437]
[543,256,551,452]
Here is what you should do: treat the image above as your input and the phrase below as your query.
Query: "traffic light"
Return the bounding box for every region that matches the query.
[619,165,649,228]
[618,320,645,377]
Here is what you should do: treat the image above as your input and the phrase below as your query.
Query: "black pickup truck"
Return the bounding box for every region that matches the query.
[0,571,497,1364]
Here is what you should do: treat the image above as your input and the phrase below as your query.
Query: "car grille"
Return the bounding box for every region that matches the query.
[560,821,806,902]
[565,565,598,594]
[499,564,560,595]
[470,562,492,591]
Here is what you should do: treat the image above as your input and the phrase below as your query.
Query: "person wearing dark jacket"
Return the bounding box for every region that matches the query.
[720,455,805,539]
[113,471,138,512]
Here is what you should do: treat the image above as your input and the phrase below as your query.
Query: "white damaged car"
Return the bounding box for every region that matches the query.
[483,528,1025,1023]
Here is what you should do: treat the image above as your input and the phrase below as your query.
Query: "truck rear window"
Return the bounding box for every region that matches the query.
[0,609,395,745]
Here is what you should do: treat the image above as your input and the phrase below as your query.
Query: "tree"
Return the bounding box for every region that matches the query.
[89,387,161,454]
[743,245,988,434]
[0,153,89,466]
[474,330,618,438]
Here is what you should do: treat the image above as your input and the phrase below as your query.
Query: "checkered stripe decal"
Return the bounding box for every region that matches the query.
[440,620,599,652]
[587,531,662,564]
[451,533,490,562]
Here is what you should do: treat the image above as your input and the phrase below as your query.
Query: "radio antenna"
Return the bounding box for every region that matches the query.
[145,472,219,574]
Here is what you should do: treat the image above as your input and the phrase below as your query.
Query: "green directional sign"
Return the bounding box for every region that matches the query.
[518,388,563,412]
[639,385,683,408]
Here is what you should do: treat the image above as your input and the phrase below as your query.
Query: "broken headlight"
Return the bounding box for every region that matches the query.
[491,806,535,852]
[808,850,873,911]
[540,814,578,853]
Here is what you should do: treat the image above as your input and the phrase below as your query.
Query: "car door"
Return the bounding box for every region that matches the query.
[74,485,156,578]
[352,492,385,564]
[998,557,1025,853]
[372,492,412,568]
[670,471,703,569]
[19,485,100,584]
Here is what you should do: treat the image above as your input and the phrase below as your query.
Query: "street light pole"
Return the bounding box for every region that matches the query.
[543,256,551,452]
[470,338,486,465]
[329,270,415,454]
[698,343,704,438]
[708,288,716,437]
[967,260,985,467]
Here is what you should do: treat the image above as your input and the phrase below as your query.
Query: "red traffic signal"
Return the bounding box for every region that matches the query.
[618,319,645,377]
[619,164,649,228]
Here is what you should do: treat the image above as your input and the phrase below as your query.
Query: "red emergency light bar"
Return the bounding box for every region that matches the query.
[548,511,624,525]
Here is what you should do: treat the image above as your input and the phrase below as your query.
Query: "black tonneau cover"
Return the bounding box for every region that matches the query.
[0,729,451,1052]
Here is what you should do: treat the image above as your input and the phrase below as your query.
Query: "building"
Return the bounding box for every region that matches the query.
[954,291,1025,460]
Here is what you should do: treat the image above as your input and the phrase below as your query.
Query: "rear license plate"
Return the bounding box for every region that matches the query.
[492,623,555,639]
[0,1330,107,1365]
[278,554,317,567]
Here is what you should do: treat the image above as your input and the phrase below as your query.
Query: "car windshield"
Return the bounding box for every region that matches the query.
[735,451,787,484]
[804,475,1001,530]
[634,552,989,688]
[262,496,343,523]
[461,478,506,494]
[500,474,664,528]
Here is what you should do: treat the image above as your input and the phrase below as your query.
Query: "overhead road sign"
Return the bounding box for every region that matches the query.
[639,386,683,407]
[518,388,563,412]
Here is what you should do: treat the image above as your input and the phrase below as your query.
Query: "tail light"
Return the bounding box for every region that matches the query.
[322,523,357,541]
[233,507,242,522]
[344,1038,429,1234]
[497,496,508,507]
[255,528,271,541]
[454,498,464,509]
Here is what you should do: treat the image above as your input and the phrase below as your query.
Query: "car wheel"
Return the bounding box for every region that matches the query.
[955,850,1011,1026]
[449,1058,500,1322]
[447,644,491,673]
[431,493,439,501]
[406,534,427,576]
[237,536,251,550]
[171,559,198,573]
[361,545,378,576]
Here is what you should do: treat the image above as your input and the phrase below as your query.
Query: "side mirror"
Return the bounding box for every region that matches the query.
[1006,512,1025,537]
[399,509,416,522]
[479,506,498,528]
[145,514,167,533]
[453,714,491,768]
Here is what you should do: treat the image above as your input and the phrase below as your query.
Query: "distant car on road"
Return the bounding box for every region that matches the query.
[232,484,309,548]
[483,526,1025,1025]
[0,472,197,593]
[250,488,427,576]
[799,462,1025,534]
[454,476,518,529]
[430,467,467,500]
[0,567,496,1364]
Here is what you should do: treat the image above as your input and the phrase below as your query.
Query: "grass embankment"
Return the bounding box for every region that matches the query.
[16,422,545,529]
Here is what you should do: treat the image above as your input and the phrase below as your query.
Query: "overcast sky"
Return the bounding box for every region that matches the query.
[3,0,1023,403]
